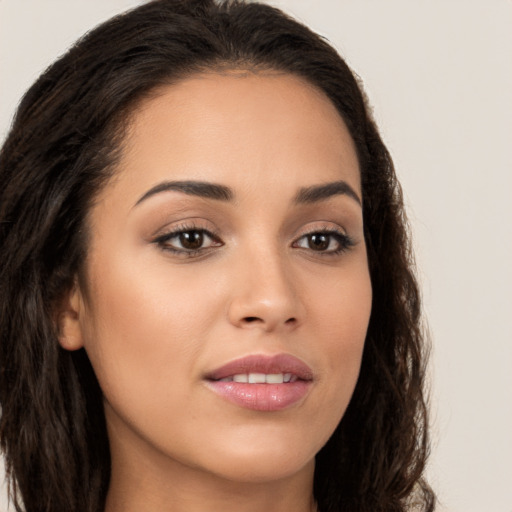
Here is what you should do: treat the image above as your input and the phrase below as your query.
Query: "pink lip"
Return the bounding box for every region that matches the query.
[204,354,313,412]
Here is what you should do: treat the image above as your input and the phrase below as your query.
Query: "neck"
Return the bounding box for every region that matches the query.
[105,458,317,512]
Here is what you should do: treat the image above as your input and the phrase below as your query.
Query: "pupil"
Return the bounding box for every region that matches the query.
[308,233,329,251]
[180,231,203,250]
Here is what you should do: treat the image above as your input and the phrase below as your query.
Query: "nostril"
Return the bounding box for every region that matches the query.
[241,316,297,325]
[243,317,261,323]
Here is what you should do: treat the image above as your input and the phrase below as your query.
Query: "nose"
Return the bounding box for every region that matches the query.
[227,248,304,332]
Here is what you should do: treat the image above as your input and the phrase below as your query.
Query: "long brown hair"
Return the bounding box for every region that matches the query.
[0,1,435,511]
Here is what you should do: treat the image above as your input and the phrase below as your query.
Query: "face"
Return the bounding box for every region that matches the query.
[62,72,372,486]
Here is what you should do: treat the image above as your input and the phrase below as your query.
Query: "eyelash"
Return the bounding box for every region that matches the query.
[152,223,222,258]
[152,224,355,258]
[292,228,355,256]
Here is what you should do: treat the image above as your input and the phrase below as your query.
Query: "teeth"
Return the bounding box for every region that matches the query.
[248,373,266,383]
[219,373,296,384]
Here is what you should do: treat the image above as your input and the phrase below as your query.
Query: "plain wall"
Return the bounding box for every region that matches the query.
[1,1,511,511]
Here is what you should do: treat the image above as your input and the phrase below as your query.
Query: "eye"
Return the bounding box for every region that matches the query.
[175,230,207,250]
[153,227,222,255]
[293,230,354,254]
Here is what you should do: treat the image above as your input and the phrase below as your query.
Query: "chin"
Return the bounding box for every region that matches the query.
[193,428,320,484]
[210,453,316,484]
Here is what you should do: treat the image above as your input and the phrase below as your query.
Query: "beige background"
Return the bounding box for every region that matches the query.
[1,1,511,511]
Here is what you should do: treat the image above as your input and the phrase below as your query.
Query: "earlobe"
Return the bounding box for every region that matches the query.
[57,283,84,351]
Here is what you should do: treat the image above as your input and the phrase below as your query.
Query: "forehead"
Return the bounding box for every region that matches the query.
[103,71,361,205]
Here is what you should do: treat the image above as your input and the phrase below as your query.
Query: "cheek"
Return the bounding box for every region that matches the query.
[308,257,372,342]
[306,261,372,402]
[78,253,224,408]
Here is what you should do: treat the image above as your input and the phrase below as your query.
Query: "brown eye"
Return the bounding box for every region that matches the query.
[293,230,354,255]
[154,227,222,255]
[179,231,204,250]
[307,233,330,251]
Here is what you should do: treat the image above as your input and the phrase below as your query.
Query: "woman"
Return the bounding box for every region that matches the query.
[0,1,435,511]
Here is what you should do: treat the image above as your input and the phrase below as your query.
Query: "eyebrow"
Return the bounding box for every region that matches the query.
[294,181,361,206]
[134,179,361,207]
[135,180,233,206]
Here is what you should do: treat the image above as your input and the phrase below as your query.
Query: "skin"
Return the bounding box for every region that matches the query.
[59,71,372,512]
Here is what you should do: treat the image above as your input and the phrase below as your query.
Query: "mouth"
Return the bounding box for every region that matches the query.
[204,354,313,412]
[205,353,313,381]
[216,372,300,384]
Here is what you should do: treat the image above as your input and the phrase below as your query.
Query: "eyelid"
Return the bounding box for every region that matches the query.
[154,228,219,246]
[150,219,356,259]
[292,221,348,241]
[151,221,223,257]
[291,224,356,255]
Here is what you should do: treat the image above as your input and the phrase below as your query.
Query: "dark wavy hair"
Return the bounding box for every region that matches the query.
[0,1,435,511]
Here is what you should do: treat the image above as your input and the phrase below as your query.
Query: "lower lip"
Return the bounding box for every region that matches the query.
[205,380,311,411]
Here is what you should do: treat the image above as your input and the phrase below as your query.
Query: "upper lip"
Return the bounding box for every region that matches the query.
[205,353,314,381]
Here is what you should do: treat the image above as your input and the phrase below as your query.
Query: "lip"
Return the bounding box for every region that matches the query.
[204,354,313,412]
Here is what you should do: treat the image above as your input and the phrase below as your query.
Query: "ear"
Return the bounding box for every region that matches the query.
[56,281,85,351]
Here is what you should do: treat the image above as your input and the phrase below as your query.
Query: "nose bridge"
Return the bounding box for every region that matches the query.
[228,240,302,330]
